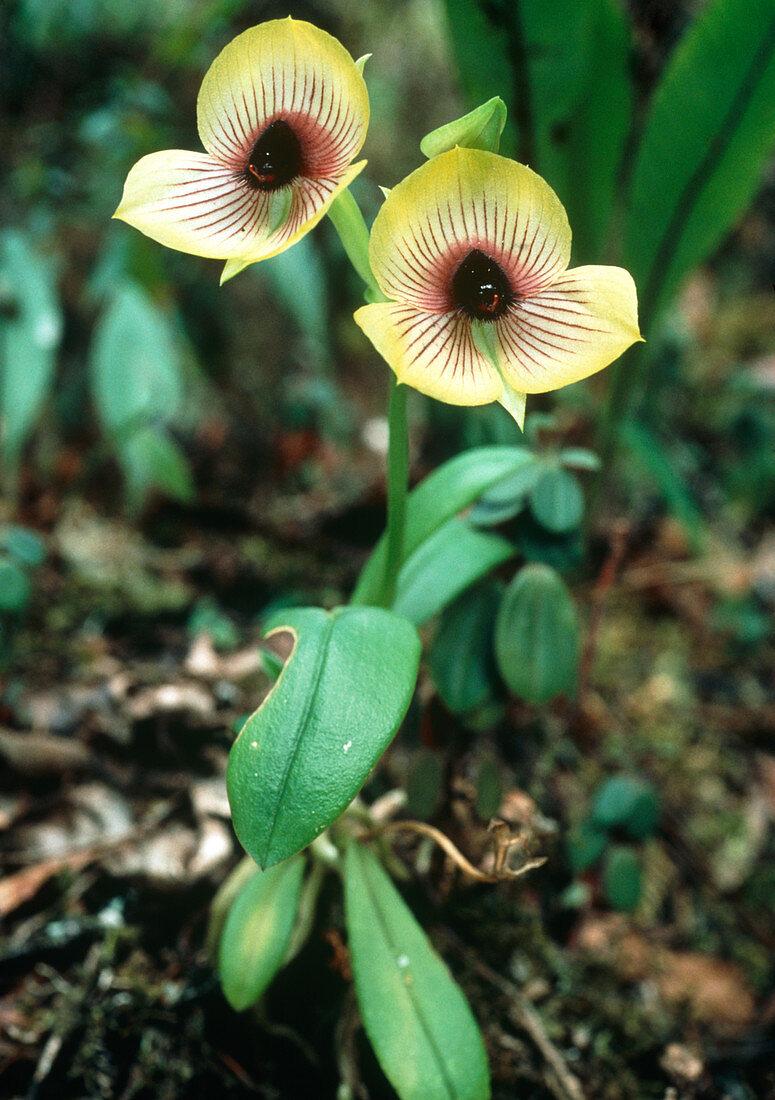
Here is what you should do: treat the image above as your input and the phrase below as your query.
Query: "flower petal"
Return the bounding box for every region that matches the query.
[494,266,642,394]
[196,17,369,177]
[115,151,366,263]
[354,302,502,406]
[368,147,571,312]
[114,150,274,259]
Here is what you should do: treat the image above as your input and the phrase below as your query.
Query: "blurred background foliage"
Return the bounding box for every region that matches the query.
[3,0,775,1097]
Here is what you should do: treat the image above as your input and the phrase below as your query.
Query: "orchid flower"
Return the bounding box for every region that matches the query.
[114,18,369,282]
[354,147,642,426]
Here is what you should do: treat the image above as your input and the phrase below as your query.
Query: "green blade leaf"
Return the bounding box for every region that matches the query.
[494,564,579,704]
[392,519,514,627]
[344,843,490,1100]
[443,0,596,208]
[227,607,421,869]
[428,580,503,715]
[353,446,533,606]
[218,855,305,1011]
[625,0,775,329]
[121,426,195,509]
[563,0,633,262]
[0,230,62,462]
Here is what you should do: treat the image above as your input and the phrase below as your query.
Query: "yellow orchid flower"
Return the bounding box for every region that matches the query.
[354,148,642,427]
[114,18,369,282]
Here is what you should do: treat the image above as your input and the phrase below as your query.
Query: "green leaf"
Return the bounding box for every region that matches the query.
[494,564,578,704]
[218,856,305,1011]
[421,97,508,158]
[428,580,502,715]
[392,519,514,627]
[468,458,543,527]
[602,846,642,912]
[475,757,504,821]
[0,230,62,462]
[0,557,32,613]
[406,749,445,820]
[121,427,194,508]
[559,447,602,472]
[206,855,260,965]
[625,0,775,329]
[563,0,633,262]
[567,823,608,873]
[91,282,191,506]
[0,524,46,567]
[344,843,490,1100]
[352,445,534,606]
[227,607,421,868]
[91,281,182,434]
[262,234,329,348]
[590,775,660,839]
[443,0,596,208]
[528,467,585,534]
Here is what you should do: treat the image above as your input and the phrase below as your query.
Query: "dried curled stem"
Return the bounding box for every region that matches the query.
[359,818,546,883]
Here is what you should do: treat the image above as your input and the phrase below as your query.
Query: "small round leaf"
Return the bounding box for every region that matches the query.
[529,467,585,533]
[494,564,578,704]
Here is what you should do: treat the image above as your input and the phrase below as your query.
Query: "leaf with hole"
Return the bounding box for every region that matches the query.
[227,606,421,868]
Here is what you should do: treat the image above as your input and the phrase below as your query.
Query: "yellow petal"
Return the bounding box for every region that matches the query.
[368,147,571,312]
[196,18,369,176]
[354,302,502,406]
[114,150,271,259]
[495,266,642,394]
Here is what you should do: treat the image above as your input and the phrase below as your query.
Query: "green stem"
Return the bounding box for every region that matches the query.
[380,377,409,608]
[327,188,379,298]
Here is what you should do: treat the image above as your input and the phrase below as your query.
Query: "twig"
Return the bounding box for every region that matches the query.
[439,929,586,1100]
[358,819,546,883]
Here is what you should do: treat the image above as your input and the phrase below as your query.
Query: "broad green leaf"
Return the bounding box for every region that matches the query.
[625,0,775,328]
[428,580,502,715]
[494,564,578,704]
[352,446,534,606]
[218,856,305,1011]
[0,230,62,461]
[444,0,596,209]
[528,467,585,534]
[590,775,660,840]
[0,524,46,567]
[602,846,642,912]
[0,557,32,613]
[344,843,490,1100]
[468,457,543,527]
[563,0,633,262]
[392,519,514,627]
[227,606,421,868]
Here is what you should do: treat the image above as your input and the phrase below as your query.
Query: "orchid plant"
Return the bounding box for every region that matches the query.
[115,16,641,1100]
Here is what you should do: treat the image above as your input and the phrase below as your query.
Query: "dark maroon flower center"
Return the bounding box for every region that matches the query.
[246,120,303,191]
[452,249,513,321]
